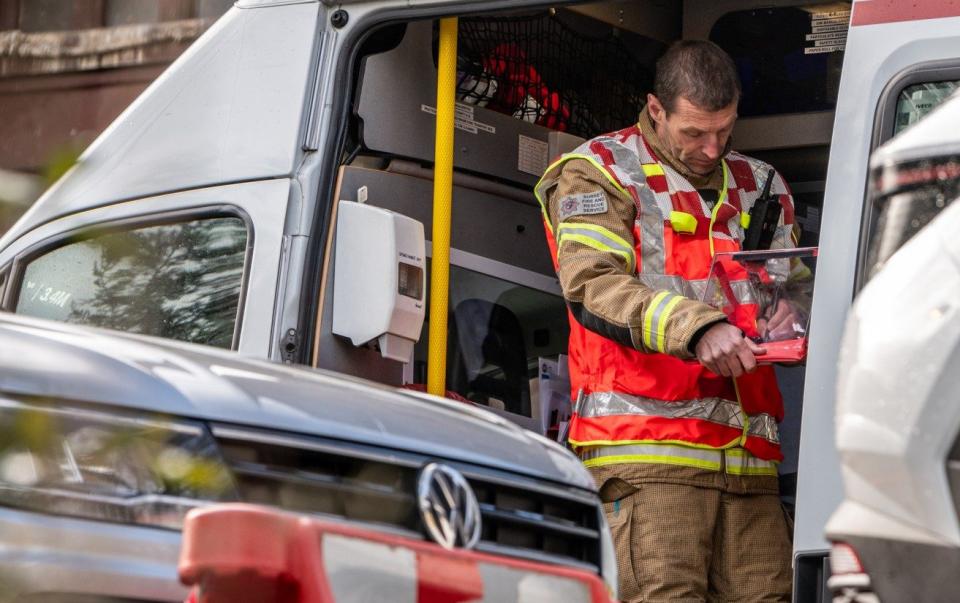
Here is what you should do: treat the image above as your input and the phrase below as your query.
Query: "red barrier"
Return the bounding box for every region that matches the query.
[179,504,612,603]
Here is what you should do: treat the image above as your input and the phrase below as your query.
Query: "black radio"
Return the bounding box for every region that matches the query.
[742,168,782,251]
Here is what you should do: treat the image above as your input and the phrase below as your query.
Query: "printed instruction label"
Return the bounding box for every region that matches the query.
[803,2,850,54]
[811,22,848,33]
[806,31,848,42]
[804,3,850,55]
[517,135,549,177]
[421,103,496,135]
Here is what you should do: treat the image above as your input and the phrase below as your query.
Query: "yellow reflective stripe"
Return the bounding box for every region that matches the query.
[733,377,749,447]
[533,154,628,236]
[642,290,670,351]
[583,454,721,470]
[669,210,698,234]
[725,448,779,476]
[559,233,635,271]
[579,444,776,474]
[568,437,743,450]
[642,291,684,353]
[557,223,636,272]
[728,465,779,476]
[642,163,665,177]
[708,160,730,258]
[558,222,633,251]
[656,294,684,353]
[740,211,751,229]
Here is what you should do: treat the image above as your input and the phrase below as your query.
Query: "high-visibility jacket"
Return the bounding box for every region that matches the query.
[535,126,795,463]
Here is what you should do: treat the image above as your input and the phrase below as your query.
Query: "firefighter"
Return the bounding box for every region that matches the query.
[535,40,793,601]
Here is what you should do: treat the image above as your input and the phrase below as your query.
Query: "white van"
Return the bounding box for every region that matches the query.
[1,0,959,599]
[826,90,960,603]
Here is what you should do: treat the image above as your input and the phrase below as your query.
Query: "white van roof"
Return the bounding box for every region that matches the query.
[872,91,960,168]
[0,3,318,245]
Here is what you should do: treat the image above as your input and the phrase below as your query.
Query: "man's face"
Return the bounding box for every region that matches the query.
[647,93,738,177]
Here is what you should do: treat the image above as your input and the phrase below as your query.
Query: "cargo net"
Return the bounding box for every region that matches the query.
[450,14,654,139]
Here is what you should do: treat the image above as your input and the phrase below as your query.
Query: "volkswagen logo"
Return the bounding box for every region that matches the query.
[417,463,481,550]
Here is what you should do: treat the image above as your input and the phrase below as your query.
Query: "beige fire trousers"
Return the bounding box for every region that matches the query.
[590,464,793,602]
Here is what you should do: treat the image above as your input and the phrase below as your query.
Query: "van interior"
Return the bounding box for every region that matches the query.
[311,0,957,544]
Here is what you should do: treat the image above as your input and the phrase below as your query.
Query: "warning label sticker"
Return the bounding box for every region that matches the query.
[421,103,496,135]
[518,135,548,177]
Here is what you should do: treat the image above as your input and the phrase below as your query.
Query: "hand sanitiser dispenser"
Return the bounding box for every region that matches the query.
[332,199,426,362]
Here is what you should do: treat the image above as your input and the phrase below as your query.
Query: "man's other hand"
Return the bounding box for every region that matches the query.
[757,299,804,341]
[694,322,766,378]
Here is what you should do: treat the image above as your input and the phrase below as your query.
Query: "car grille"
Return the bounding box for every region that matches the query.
[212,425,602,571]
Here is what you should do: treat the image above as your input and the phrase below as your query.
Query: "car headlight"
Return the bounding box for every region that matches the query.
[0,397,237,529]
[598,506,619,600]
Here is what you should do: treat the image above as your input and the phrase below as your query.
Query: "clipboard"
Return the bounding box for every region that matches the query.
[700,247,817,364]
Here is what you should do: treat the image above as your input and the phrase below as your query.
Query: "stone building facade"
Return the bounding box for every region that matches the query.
[0,0,232,232]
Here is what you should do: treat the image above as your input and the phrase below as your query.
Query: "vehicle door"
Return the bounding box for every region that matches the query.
[0,0,326,359]
[795,0,960,593]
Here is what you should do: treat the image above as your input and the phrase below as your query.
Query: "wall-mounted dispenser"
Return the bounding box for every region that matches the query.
[332,199,426,362]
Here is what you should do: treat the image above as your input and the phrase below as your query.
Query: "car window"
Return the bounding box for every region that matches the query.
[858,78,960,290]
[15,216,248,348]
[412,263,569,417]
[864,159,960,283]
[894,81,960,135]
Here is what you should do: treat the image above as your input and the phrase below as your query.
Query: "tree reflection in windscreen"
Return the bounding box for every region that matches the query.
[64,217,247,348]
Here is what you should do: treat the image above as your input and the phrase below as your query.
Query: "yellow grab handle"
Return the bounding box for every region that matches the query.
[427,18,458,397]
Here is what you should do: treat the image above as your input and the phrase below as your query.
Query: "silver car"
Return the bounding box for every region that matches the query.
[0,313,613,602]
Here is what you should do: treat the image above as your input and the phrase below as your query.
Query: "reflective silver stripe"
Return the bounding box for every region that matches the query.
[773,224,793,250]
[637,273,756,306]
[747,413,780,444]
[637,274,706,300]
[703,278,757,306]
[730,280,758,305]
[637,184,667,273]
[579,391,745,431]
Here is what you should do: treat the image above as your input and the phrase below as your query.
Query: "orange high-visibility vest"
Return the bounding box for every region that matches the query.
[535,125,795,462]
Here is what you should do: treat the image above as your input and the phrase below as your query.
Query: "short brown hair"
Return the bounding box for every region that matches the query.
[654,40,741,113]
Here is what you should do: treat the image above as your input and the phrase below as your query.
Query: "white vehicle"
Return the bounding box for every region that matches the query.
[2,0,960,599]
[826,91,960,603]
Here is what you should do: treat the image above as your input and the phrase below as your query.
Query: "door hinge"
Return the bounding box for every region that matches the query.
[281,328,300,364]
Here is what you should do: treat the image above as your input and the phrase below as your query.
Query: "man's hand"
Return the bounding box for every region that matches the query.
[694,322,766,378]
[757,299,803,341]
